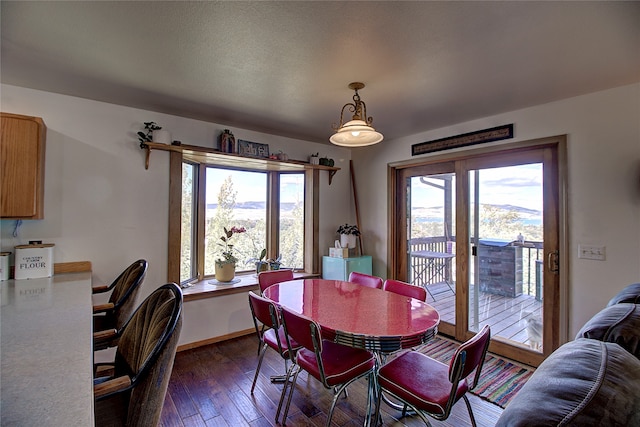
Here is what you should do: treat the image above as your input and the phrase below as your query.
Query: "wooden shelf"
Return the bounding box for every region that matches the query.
[141,141,340,184]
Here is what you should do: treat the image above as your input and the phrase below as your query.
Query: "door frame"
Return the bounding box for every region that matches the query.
[388,135,568,366]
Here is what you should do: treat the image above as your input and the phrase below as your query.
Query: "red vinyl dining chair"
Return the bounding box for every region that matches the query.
[383,279,427,302]
[258,269,294,294]
[277,305,377,427]
[374,325,491,427]
[348,271,383,289]
[247,291,300,396]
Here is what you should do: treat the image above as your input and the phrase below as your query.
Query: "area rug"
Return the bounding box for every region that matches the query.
[417,336,534,408]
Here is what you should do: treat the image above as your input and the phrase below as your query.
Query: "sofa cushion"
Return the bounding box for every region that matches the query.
[607,282,640,306]
[496,339,640,427]
[576,303,640,359]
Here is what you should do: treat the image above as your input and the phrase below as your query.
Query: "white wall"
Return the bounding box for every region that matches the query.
[4,83,639,345]
[0,84,353,346]
[353,83,640,339]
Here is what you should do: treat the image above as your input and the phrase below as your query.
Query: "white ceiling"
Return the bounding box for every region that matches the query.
[2,1,639,144]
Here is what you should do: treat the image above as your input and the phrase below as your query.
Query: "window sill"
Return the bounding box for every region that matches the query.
[180,271,320,302]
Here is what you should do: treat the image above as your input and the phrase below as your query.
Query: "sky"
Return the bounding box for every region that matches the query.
[203,163,543,211]
[206,168,304,204]
[412,163,543,212]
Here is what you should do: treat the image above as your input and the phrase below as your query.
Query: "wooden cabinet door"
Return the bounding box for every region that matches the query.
[1,113,46,219]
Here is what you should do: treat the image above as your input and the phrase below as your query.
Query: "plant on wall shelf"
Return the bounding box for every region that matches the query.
[137,121,162,148]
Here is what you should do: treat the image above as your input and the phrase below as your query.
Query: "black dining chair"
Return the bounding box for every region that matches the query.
[93,283,183,427]
[93,259,148,350]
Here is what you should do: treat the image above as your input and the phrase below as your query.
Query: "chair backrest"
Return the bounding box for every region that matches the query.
[110,283,183,426]
[348,271,383,289]
[383,279,427,301]
[248,291,280,330]
[449,325,491,389]
[109,259,148,330]
[280,306,326,379]
[280,305,320,354]
[258,269,294,293]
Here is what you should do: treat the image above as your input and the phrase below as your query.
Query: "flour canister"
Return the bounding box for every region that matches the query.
[14,243,54,280]
[0,252,10,281]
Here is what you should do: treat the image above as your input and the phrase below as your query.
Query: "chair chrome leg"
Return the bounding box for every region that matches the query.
[334,385,349,398]
[463,395,477,427]
[250,343,268,394]
[275,363,297,424]
[280,365,301,426]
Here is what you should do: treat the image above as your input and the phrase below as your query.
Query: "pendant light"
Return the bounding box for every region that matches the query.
[330,82,383,147]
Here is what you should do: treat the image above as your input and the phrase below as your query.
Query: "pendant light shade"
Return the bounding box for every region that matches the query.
[330,82,383,147]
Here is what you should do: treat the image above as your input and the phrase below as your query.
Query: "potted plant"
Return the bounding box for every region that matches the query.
[215,226,246,282]
[268,254,282,270]
[137,121,162,148]
[253,248,269,274]
[337,223,360,249]
[319,156,335,167]
[309,152,319,165]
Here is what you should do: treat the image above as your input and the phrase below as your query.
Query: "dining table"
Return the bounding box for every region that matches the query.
[262,278,440,425]
[263,278,440,353]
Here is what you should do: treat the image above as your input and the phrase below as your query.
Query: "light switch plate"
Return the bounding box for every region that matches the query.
[578,244,606,261]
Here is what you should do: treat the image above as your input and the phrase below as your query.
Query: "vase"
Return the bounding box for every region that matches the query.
[255,262,269,274]
[153,129,171,144]
[215,262,235,282]
[340,234,357,249]
[219,129,236,153]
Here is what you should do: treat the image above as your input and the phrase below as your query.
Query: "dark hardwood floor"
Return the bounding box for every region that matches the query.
[160,334,503,427]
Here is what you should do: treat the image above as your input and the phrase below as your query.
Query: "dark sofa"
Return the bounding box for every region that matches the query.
[496,283,640,427]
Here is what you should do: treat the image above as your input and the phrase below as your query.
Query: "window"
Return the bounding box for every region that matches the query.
[203,168,268,276]
[180,163,197,283]
[279,173,305,269]
[172,155,314,283]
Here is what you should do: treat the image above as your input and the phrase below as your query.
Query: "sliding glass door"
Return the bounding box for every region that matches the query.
[404,164,458,336]
[391,138,564,366]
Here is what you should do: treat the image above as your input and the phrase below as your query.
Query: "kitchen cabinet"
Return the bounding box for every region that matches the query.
[1,113,46,219]
[322,255,372,281]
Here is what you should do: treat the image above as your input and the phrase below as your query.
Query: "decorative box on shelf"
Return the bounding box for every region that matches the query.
[329,247,349,258]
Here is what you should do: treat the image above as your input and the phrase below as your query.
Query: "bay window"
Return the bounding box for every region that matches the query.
[169,151,318,285]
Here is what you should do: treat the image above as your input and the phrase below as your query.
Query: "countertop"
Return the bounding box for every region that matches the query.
[1,272,93,426]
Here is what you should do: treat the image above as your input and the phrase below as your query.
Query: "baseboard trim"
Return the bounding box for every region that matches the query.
[177,328,255,352]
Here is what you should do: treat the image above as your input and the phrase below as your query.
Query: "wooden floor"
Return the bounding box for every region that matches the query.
[427,282,543,348]
[160,334,503,427]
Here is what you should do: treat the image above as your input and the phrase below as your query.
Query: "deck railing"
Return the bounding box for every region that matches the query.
[408,237,543,299]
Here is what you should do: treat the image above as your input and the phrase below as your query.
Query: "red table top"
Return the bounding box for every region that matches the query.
[263,278,440,352]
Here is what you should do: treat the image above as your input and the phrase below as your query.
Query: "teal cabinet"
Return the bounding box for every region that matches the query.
[322,256,372,281]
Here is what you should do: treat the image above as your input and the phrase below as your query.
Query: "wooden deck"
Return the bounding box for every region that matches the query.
[426,282,543,349]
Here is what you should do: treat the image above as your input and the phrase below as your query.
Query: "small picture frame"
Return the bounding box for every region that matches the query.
[237,139,270,158]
